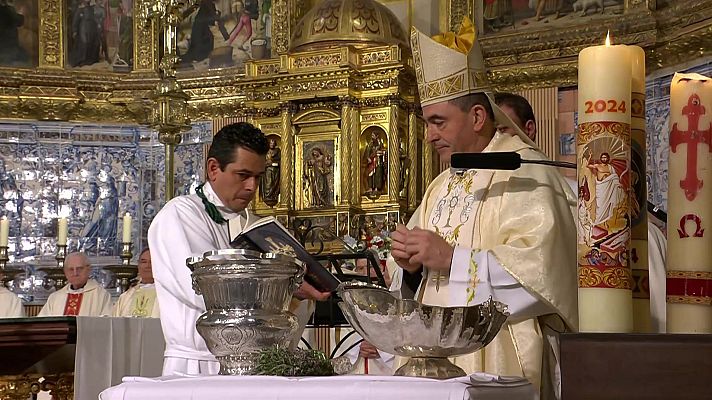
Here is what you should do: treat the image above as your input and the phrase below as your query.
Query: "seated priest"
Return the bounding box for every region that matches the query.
[495,92,669,333]
[389,18,577,400]
[113,248,159,318]
[0,281,24,318]
[148,122,330,376]
[38,252,112,317]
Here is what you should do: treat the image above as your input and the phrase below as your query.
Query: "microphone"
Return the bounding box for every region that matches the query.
[450,151,667,223]
[451,152,577,170]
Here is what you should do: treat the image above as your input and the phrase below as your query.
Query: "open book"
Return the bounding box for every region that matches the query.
[230,216,341,292]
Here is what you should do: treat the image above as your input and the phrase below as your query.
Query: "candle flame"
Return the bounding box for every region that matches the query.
[605,30,611,46]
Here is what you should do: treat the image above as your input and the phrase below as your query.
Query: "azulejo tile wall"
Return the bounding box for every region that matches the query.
[0,121,212,263]
[645,60,712,212]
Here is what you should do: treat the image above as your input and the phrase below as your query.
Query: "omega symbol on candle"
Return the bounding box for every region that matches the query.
[584,99,627,114]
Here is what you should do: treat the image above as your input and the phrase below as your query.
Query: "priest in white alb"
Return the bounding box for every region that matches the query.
[113,248,159,318]
[0,285,24,318]
[389,18,577,400]
[148,122,329,376]
[38,252,112,317]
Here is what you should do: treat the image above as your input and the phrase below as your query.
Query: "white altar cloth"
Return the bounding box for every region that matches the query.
[100,373,536,400]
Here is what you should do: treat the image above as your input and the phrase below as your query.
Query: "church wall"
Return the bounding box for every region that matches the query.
[0,120,212,265]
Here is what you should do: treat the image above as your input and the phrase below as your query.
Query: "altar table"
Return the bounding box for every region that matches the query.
[100,374,536,400]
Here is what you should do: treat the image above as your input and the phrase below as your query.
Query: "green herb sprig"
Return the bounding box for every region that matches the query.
[252,346,335,376]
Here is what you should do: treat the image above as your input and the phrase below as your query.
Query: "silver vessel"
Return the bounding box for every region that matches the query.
[188,249,305,375]
[338,282,509,379]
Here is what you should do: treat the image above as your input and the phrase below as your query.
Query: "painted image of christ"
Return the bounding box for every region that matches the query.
[586,152,627,234]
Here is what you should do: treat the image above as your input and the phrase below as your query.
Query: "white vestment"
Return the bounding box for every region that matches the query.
[37,279,112,317]
[0,287,24,318]
[391,133,578,400]
[593,167,625,225]
[149,182,313,376]
[648,223,667,333]
[112,282,160,318]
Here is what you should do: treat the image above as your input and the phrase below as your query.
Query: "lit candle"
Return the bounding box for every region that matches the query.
[0,216,9,247]
[57,217,68,246]
[666,72,712,333]
[576,31,633,333]
[122,213,133,243]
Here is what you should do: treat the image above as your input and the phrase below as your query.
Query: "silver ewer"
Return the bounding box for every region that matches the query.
[188,249,305,375]
[337,282,509,379]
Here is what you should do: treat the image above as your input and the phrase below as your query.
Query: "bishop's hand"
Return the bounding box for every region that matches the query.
[392,225,453,273]
[391,224,422,273]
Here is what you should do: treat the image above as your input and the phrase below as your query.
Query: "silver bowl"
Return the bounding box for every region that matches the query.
[337,282,509,379]
[188,249,305,375]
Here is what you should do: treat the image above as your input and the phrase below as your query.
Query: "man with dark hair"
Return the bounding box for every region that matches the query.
[391,17,576,399]
[494,92,537,140]
[149,122,329,376]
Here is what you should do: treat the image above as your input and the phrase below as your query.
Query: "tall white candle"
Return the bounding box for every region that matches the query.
[122,213,133,243]
[57,217,68,246]
[0,216,9,247]
[577,32,633,333]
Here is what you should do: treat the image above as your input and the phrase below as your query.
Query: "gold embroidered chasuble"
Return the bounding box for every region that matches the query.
[404,133,578,390]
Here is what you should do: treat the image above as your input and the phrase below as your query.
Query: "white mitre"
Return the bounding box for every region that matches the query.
[410,17,537,149]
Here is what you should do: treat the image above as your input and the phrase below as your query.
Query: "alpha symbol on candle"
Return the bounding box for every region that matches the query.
[670,93,712,201]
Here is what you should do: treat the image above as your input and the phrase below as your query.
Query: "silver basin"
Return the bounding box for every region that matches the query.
[188,249,305,375]
[337,282,509,379]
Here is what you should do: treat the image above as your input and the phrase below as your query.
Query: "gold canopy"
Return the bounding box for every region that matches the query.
[289,0,408,52]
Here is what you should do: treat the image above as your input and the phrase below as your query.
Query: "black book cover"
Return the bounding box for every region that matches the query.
[230,217,341,292]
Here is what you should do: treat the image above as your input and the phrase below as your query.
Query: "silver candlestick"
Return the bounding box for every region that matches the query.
[0,245,8,272]
[56,244,67,269]
[120,242,133,266]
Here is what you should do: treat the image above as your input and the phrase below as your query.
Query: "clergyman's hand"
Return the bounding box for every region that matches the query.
[294,281,331,301]
[390,224,422,273]
[358,341,380,359]
[403,227,454,273]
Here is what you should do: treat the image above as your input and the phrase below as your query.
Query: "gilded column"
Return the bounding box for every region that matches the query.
[134,0,159,72]
[39,0,63,68]
[422,135,434,191]
[407,107,419,211]
[279,104,295,210]
[340,98,354,206]
[272,0,290,55]
[388,101,402,203]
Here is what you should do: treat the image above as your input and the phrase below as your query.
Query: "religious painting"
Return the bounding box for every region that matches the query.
[66,0,134,72]
[0,0,38,68]
[479,0,625,35]
[296,137,338,210]
[259,134,281,207]
[577,135,630,265]
[177,0,273,72]
[559,133,575,155]
[360,126,388,200]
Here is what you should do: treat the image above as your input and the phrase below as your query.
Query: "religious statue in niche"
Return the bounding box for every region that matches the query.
[398,139,409,198]
[361,128,387,197]
[0,0,37,67]
[303,146,333,208]
[260,136,281,207]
